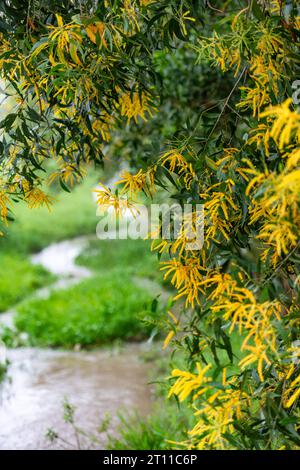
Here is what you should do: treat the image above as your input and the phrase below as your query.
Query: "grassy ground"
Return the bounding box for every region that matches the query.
[77,238,163,283]
[107,402,193,450]
[15,270,159,347]
[3,183,165,347]
[0,173,100,254]
[0,173,165,347]
[0,253,54,312]
[0,171,100,315]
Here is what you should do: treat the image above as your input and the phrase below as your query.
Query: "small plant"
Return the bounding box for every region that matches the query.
[0,341,8,383]
[0,362,8,383]
[46,399,111,450]
[107,403,194,450]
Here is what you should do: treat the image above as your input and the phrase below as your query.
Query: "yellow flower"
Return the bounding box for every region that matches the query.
[257,219,298,262]
[238,82,270,117]
[150,237,171,254]
[161,256,205,307]
[24,188,54,210]
[163,330,175,350]
[159,149,188,173]
[115,168,156,197]
[247,123,271,157]
[85,21,107,48]
[0,191,11,224]
[92,114,114,142]
[168,363,212,402]
[286,148,300,170]
[48,161,87,187]
[200,180,240,247]
[283,368,300,408]
[160,256,203,290]
[199,269,282,381]
[257,25,284,55]
[118,90,156,123]
[260,99,300,149]
[246,159,300,266]
[190,389,249,450]
[140,0,155,6]
[116,170,146,197]
[94,184,139,217]
[173,281,202,308]
[159,149,196,189]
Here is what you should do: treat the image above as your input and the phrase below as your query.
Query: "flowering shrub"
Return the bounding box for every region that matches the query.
[0,0,300,449]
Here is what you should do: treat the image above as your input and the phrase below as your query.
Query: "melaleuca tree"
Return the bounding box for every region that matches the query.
[1,0,300,450]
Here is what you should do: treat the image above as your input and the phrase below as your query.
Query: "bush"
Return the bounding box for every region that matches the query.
[77,239,163,283]
[15,270,159,347]
[0,253,54,312]
[107,403,194,450]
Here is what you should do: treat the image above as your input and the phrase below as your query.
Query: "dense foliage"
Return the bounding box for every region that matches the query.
[15,270,158,347]
[0,252,53,310]
[1,0,300,449]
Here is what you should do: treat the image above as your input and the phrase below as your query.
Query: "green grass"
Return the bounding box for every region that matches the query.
[77,238,163,283]
[0,173,100,254]
[15,270,159,347]
[107,402,194,450]
[0,169,165,348]
[0,362,8,383]
[0,253,54,312]
[107,348,195,450]
[0,173,99,313]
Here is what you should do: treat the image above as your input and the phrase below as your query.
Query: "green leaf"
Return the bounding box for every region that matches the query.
[0,113,17,130]
[251,0,265,20]
[59,178,71,193]
[27,107,41,122]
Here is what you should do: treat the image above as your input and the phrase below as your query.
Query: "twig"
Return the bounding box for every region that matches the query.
[204,66,247,147]
[262,239,300,287]
[206,1,226,14]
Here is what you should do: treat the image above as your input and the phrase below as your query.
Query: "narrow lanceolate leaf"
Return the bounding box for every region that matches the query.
[69,42,82,66]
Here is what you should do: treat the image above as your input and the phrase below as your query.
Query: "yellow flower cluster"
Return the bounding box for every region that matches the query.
[94,183,139,217]
[237,22,285,116]
[159,149,196,189]
[161,256,205,308]
[116,167,156,197]
[246,101,300,265]
[190,388,249,449]
[118,90,156,124]
[24,187,54,211]
[283,364,300,409]
[200,179,240,246]
[196,31,242,77]
[168,363,212,402]
[167,265,283,381]
[0,190,11,226]
[169,363,249,449]
[260,98,300,149]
